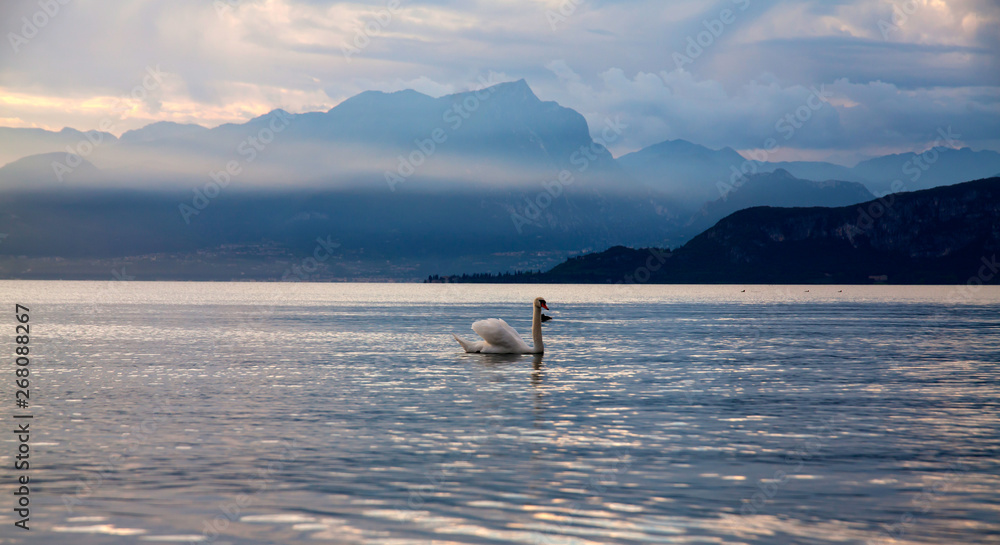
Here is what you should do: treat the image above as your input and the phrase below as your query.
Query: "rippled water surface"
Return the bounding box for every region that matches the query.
[1,282,998,544]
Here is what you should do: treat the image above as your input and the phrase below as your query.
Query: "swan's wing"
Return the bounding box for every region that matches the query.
[472,318,530,353]
[453,334,486,353]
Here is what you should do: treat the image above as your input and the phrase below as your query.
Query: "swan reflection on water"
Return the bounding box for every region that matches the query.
[531,355,544,387]
[463,352,546,402]
[469,353,548,426]
[471,352,544,367]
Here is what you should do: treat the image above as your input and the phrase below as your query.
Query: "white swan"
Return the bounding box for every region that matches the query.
[453,297,548,354]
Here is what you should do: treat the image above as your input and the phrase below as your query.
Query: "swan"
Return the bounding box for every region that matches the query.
[453,297,548,354]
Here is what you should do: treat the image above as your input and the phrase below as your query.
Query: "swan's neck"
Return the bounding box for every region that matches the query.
[531,305,543,353]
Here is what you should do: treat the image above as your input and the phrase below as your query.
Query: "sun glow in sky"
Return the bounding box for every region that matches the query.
[1,0,998,162]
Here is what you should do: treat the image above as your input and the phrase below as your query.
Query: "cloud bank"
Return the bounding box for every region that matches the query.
[1,0,998,163]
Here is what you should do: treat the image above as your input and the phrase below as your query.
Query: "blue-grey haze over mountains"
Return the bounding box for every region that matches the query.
[1,80,999,280]
[3,80,1000,196]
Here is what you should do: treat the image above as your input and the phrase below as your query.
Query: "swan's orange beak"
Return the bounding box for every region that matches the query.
[540,302,549,310]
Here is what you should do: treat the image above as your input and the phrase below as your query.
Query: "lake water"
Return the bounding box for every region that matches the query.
[1,281,998,544]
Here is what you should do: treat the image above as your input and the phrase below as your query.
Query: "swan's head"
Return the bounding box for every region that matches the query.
[534,297,549,310]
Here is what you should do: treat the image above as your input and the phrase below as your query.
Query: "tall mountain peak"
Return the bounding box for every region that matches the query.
[482,79,538,102]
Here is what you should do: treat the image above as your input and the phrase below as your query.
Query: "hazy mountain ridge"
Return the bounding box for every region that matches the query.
[686,169,875,236]
[0,152,102,189]
[1,80,625,191]
[119,121,209,144]
[618,138,1000,205]
[0,126,118,168]
[618,139,748,203]
[450,177,1000,284]
[0,81,677,280]
[3,81,998,198]
[2,81,997,281]
[850,147,1000,194]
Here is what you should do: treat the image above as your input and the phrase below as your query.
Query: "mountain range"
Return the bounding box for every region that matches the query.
[451,177,999,284]
[619,138,1000,204]
[0,80,626,191]
[2,80,999,281]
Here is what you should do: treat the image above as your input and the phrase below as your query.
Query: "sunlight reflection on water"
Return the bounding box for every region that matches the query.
[0,281,997,544]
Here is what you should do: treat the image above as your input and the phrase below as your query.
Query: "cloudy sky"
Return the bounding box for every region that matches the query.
[2,0,998,164]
